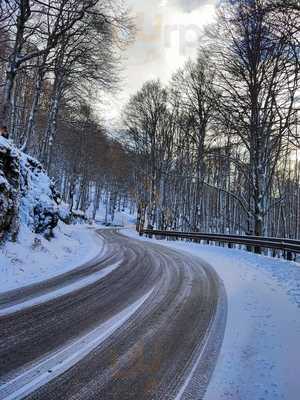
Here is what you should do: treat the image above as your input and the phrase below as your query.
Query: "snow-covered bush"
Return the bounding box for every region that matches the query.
[0,137,67,241]
[58,202,72,224]
[71,209,88,224]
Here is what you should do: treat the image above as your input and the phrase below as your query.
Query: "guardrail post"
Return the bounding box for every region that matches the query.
[254,246,261,254]
[139,213,145,236]
[147,224,153,239]
[287,251,293,261]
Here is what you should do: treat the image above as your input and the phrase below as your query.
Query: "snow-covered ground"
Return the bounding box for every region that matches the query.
[123,229,300,400]
[94,202,136,227]
[0,223,102,293]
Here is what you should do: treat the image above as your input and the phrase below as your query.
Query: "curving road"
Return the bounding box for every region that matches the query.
[0,229,227,400]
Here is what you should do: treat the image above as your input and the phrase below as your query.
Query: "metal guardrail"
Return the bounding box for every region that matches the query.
[140,229,300,260]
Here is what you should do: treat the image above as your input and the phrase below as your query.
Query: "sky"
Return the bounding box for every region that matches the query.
[99,0,217,126]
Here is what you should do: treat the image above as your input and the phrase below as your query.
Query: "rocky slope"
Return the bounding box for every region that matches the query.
[0,137,64,241]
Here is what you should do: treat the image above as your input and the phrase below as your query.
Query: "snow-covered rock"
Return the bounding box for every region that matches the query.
[0,137,67,241]
[0,138,20,241]
[58,201,72,224]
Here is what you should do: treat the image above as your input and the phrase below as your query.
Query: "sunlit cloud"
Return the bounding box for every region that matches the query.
[101,0,217,125]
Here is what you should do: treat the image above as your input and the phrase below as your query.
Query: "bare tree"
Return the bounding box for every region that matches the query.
[170,53,217,230]
[212,0,300,237]
[0,0,100,131]
[123,80,170,227]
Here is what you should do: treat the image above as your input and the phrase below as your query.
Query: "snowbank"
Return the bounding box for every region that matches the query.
[123,229,300,400]
[0,224,102,293]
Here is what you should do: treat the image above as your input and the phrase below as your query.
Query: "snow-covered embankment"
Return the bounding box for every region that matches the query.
[0,137,101,293]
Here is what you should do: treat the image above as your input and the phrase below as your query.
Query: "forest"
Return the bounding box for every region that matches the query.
[124,0,300,238]
[0,0,135,231]
[1,0,300,239]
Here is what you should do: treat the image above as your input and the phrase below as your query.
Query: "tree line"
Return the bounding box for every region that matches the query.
[124,0,300,238]
[0,0,134,222]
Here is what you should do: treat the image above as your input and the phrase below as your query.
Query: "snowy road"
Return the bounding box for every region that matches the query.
[0,229,226,400]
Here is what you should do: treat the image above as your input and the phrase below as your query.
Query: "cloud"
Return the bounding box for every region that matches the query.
[101,0,217,124]
[172,0,216,13]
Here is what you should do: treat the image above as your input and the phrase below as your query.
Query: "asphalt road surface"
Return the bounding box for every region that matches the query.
[0,229,227,400]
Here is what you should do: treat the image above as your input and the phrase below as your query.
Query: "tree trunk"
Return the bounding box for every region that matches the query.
[23,65,45,150]
[0,66,16,130]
